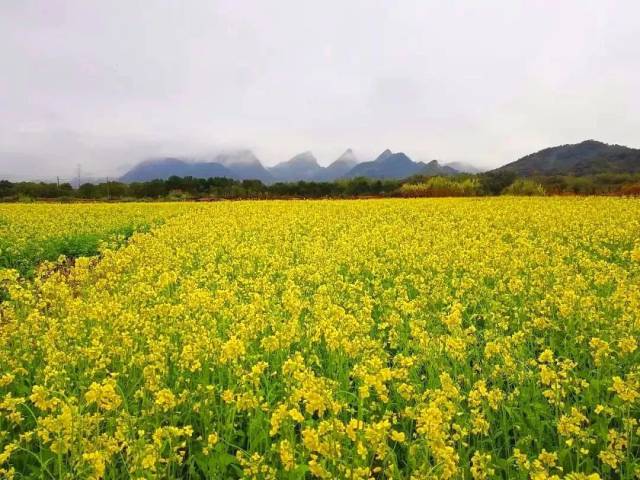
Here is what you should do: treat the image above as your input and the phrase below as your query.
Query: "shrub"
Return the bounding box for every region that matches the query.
[502,179,546,196]
[479,171,517,195]
[398,177,481,197]
[619,182,640,196]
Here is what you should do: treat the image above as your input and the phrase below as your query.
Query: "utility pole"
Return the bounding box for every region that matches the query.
[56,176,60,191]
[106,176,111,200]
[76,164,82,189]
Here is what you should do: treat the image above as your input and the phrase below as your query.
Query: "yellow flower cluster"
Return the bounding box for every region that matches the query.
[0,202,188,275]
[0,197,639,478]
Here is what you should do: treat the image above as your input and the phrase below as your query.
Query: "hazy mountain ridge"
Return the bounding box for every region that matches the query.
[422,160,459,176]
[312,149,359,181]
[117,140,640,184]
[494,140,640,176]
[20,140,640,184]
[120,158,234,183]
[119,152,272,183]
[268,151,323,182]
[120,148,461,183]
[120,150,363,183]
[345,150,457,179]
[444,161,484,174]
[213,150,274,183]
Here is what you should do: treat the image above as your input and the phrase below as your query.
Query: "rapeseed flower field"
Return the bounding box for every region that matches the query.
[0,203,189,276]
[0,198,639,479]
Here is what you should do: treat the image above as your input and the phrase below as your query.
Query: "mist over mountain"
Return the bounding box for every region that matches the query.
[345,150,456,179]
[120,151,273,183]
[444,161,484,174]
[421,160,459,176]
[494,140,640,176]
[346,150,414,179]
[119,148,467,183]
[268,151,323,182]
[213,150,274,183]
[120,158,234,183]
[17,139,640,185]
[312,149,358,181]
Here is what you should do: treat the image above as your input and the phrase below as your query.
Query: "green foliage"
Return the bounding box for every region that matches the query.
[533,173,640,195]
[478,171,518,195]
[0,229,139,277]
[3,170,640,201]
[502,179,546,196]
[0,204,171,277]
[399,176,481,197]
[494,139,640,176]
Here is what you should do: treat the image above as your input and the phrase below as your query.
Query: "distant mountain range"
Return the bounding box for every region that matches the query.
[120,151,273,183]
[344,149,456,179]
[313,149,359,181]
[118,139,640,184]
[210,150,273,182]
[494,140,640,176]
[268,151,323,182]
[120,148,465,183]
[445,161,483,174]
[265,149,361,182]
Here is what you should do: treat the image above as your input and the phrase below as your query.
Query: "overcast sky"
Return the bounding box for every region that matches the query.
[1,0,639,180]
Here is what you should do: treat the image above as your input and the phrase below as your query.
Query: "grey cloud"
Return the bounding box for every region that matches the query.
[1,0,639,179]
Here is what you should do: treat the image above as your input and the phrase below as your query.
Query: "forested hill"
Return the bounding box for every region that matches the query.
[495,140,640,176]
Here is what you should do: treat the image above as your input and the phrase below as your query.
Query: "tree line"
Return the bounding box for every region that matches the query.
[1,171,639,201]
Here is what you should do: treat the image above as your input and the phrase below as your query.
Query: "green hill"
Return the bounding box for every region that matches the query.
[495,140,640,176]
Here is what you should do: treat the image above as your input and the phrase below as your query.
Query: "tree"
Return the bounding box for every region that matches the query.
[479,171,517,195]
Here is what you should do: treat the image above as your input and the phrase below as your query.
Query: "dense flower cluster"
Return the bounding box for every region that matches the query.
[0,197,639,479]
[0,202,188,275]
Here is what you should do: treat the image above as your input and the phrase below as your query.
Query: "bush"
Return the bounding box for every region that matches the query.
[502,179,546,196]
[398,177,481,197]
[17,194,35,203]
[619,182,640,196]
[479,171,517,195]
